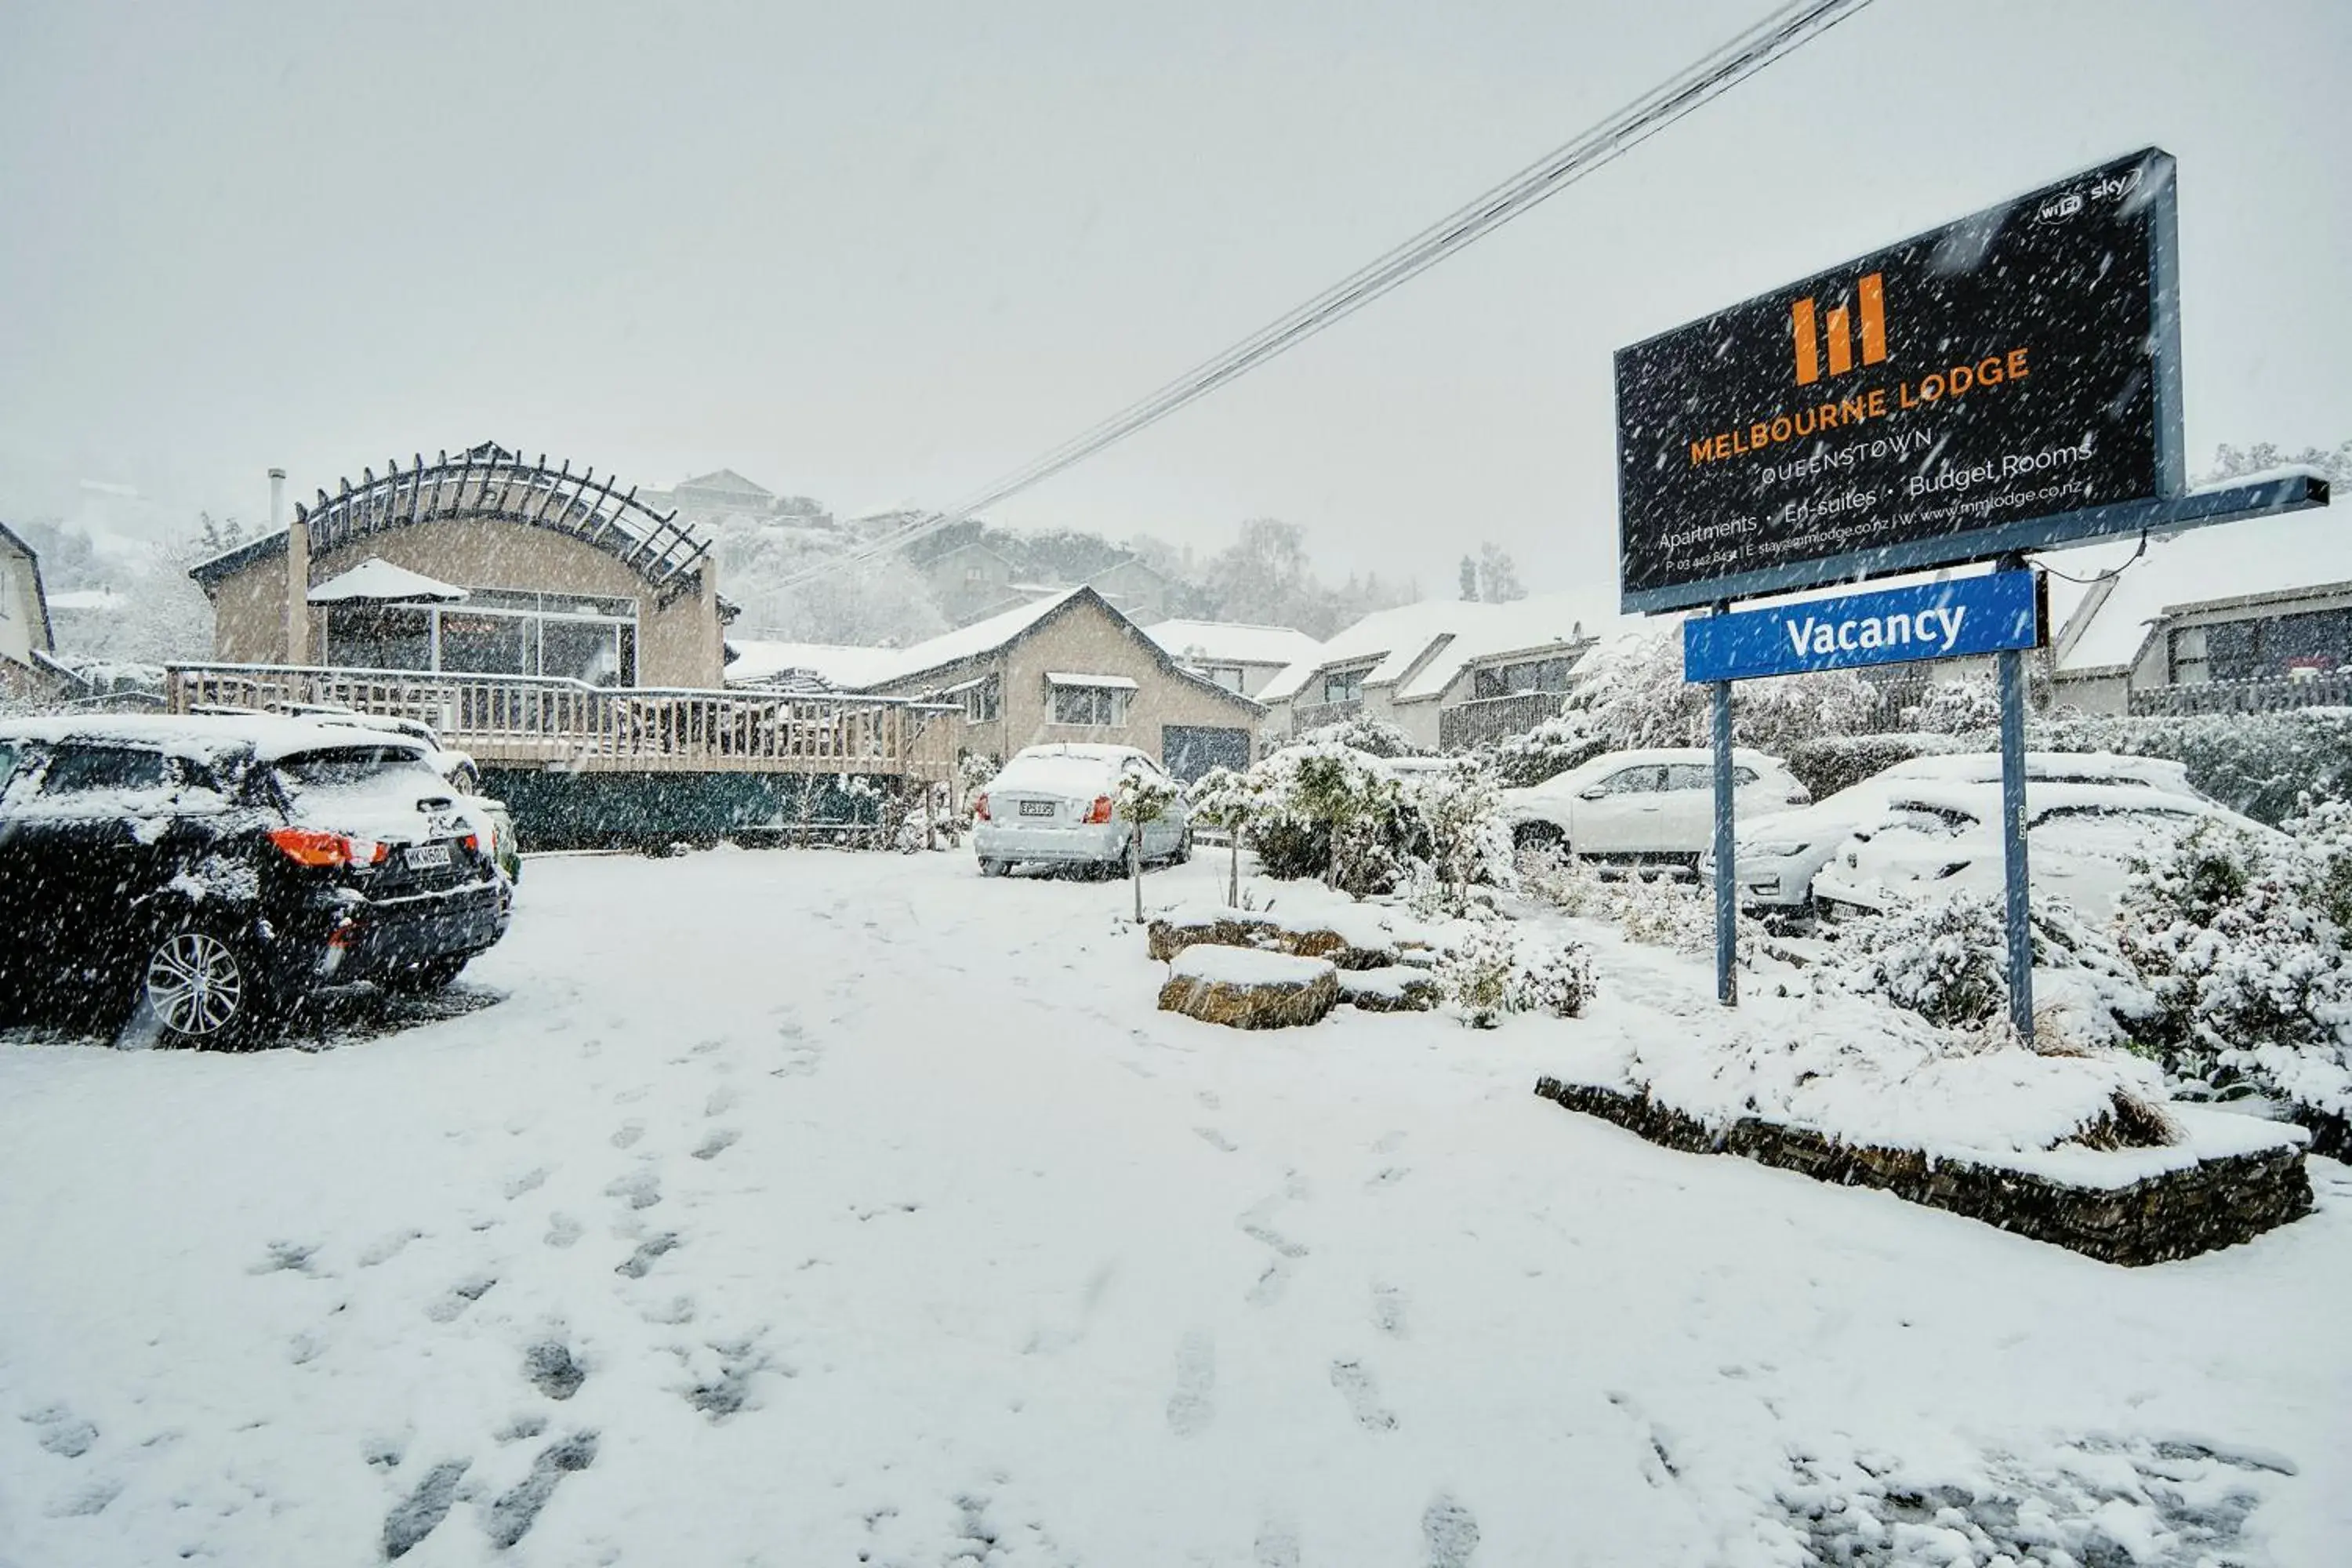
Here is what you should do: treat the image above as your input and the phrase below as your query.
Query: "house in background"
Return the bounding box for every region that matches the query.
[851,586,1265,780]
[1258,593,1621,752]
[660,468,783,520]
[2046,506,2352,714]
[1143,619,1320,698]
[0,521,65,702]
[914,540,1020,627]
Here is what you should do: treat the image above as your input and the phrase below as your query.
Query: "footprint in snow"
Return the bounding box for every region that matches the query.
[359,1229,424,1268]
[503,1167,550,1200]
[1254,1514,1301,1567]
[1165,1331,1216,1437]
[250,1240,320,1275]
[615,1233,681,1279]
[1372,1283,1410,1339]
[1367,1165,1410,1190]
[426,1276,498,1323]
[544,1214,583,1249]
[704,1085,737,1117]
[1194,1127,1237,1152]
[1330,1359,1399,1432]
[382,1459,470,1560]
[24,1406,98,1458]
[523,1341,587,1401]
[483,1432,597,1550]
[692,1127,742,1161]
[1423,1493,1482,1567]
[610,1120,646,1150]
[1247,1259,1294,1308]
[605,1170,662,1210]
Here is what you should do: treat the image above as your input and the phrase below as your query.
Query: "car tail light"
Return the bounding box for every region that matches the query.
[268,826,388,868]
[1083,795,1114,824]
[974,793,990,821]
[462,832,481,853]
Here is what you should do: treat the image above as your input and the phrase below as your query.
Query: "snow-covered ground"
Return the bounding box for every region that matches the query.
[2,849,2347,1566]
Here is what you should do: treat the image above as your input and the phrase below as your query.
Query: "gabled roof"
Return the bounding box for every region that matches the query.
[2046,501,2352,675]
[676,468,773,500]
[1258,591,1623,706]
[724,639,909,690]
[858,586,1264,711]
[0,519,56,654]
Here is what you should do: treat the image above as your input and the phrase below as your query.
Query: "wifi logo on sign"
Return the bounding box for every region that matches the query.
[1791,273,1888,385]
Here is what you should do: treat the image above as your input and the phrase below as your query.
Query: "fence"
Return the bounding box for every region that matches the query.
[2129,673,2352,717]
[167,662,960,781]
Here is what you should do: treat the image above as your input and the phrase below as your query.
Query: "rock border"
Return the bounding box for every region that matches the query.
[1532,1076,2313,1266]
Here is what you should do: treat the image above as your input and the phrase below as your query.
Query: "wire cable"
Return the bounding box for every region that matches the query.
[772,0,1882,594]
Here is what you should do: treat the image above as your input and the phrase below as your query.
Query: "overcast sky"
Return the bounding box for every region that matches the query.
[2,0,2345,593]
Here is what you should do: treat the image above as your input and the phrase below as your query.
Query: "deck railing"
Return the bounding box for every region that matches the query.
[166,662,959,781]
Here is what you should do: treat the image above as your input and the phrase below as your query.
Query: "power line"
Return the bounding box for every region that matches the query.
[777,0,1880,593]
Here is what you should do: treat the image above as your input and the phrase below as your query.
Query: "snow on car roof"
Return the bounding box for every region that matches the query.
[0,713,430,766]
[1869,778,2227,826]
[1010,742,1152,764]
[1551,746,1790,778]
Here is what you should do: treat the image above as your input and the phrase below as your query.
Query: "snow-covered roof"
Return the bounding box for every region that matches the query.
[861,588,1089,687]
[0,712,430,766]
[676,468,773,499]
[41,587,128,613]
[1144,619,1320,670]
[307,557,470,604]
[1044,671,1138,690]
[724,639,909,689]
[2043,484,2352,675]
[1258,591,1626,706]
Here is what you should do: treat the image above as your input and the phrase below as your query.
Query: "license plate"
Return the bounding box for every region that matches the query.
[406,843,453,869]
[1018,800,1056,818]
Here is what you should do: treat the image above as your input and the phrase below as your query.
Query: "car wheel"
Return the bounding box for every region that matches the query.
[1169,830,1192,866]
[136,926,270,1048]
[978,858,1010,878]
[383,956,468,995]
[1512,821,1568,854]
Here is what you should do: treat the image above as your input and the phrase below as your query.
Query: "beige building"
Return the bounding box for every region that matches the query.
[1143,618,1319,698]
[0,521,62,702]
[855,586,1264,779]
[190,445,735,689]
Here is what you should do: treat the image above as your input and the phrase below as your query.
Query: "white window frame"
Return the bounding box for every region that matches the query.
[1051,684,1131,727]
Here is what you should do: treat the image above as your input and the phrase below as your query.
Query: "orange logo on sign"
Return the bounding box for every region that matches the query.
[1791,273,1888,385]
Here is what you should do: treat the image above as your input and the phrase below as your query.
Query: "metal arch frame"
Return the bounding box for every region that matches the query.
[285,448,714,607]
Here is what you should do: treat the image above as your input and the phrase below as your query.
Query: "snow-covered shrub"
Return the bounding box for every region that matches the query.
[2028,708,2352,826]
[1242,744,1425,895]
[2114,810,2352,1118]
[1285,713,1417,759]
[955,752,1000,811]
[1513,937,1595,1019]
[1398,755,1514,909]
[1515,844,1613,917]
[1829,893,2013,1030]
[1475,712,1603,788]
[1438,921,1519,1029]
[1612,874,1762,966]
[1900,672,2004,735]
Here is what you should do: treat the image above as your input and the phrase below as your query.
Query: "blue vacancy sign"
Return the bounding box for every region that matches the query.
[1682,570,2038,684]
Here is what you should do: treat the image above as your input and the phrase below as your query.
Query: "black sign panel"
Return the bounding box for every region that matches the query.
[1615,149,2180,613]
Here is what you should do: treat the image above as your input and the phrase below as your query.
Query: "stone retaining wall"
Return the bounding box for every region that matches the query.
[1533,1077,2312,1266]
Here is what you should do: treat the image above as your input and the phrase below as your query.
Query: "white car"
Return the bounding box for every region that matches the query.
[1705,751,2209,912]
[1499,747,1809,867]
[973,743,1192,877]
[1808,780,2272,920]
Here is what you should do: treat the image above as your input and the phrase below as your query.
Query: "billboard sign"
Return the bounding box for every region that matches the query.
[1617,149,2180,614]
[1682,570,2039,684]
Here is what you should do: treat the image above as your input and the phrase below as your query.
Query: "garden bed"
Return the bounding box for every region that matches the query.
[1533,1075,2313,1265]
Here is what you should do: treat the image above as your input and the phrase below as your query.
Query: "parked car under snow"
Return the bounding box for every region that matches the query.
[0,715,512,1046]
[1499,747,1808,869]
[972,743,1192,877]
[1807,779,2275,920]
[1703,751,2212,913]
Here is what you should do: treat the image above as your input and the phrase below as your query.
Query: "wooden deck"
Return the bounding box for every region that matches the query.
[167,663,959,781]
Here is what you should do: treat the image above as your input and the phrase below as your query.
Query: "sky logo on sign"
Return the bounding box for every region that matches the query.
[1683,570,2039,684]
[1791,272,1888,386]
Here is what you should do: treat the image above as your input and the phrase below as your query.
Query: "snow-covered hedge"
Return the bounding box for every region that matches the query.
[1468,712,1604,788]
[1283,713,1417,758]
[2114,802,2352,1122]
[1517,848,1762,966]
[1780,731,1971,803]
[1198,745,1509,903]
[2026,708,2352,826]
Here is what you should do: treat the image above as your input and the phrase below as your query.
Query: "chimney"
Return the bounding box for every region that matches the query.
[274,467,310,665]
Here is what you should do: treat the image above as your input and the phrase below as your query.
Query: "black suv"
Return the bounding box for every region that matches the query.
[0,715,511,1046]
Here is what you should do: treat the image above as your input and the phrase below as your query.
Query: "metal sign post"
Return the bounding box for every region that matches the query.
[1711,611,1737,1007]
[1996,601,2034,1040]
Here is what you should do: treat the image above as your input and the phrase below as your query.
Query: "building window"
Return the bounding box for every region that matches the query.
[1203,665,1246,693]
[322,589,638,684]
[1472,655,1573,700]
[2201,607,2352,684]
[965,673,1001,722]
[1321,666,1367,705]
[1052,684,1131,727]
